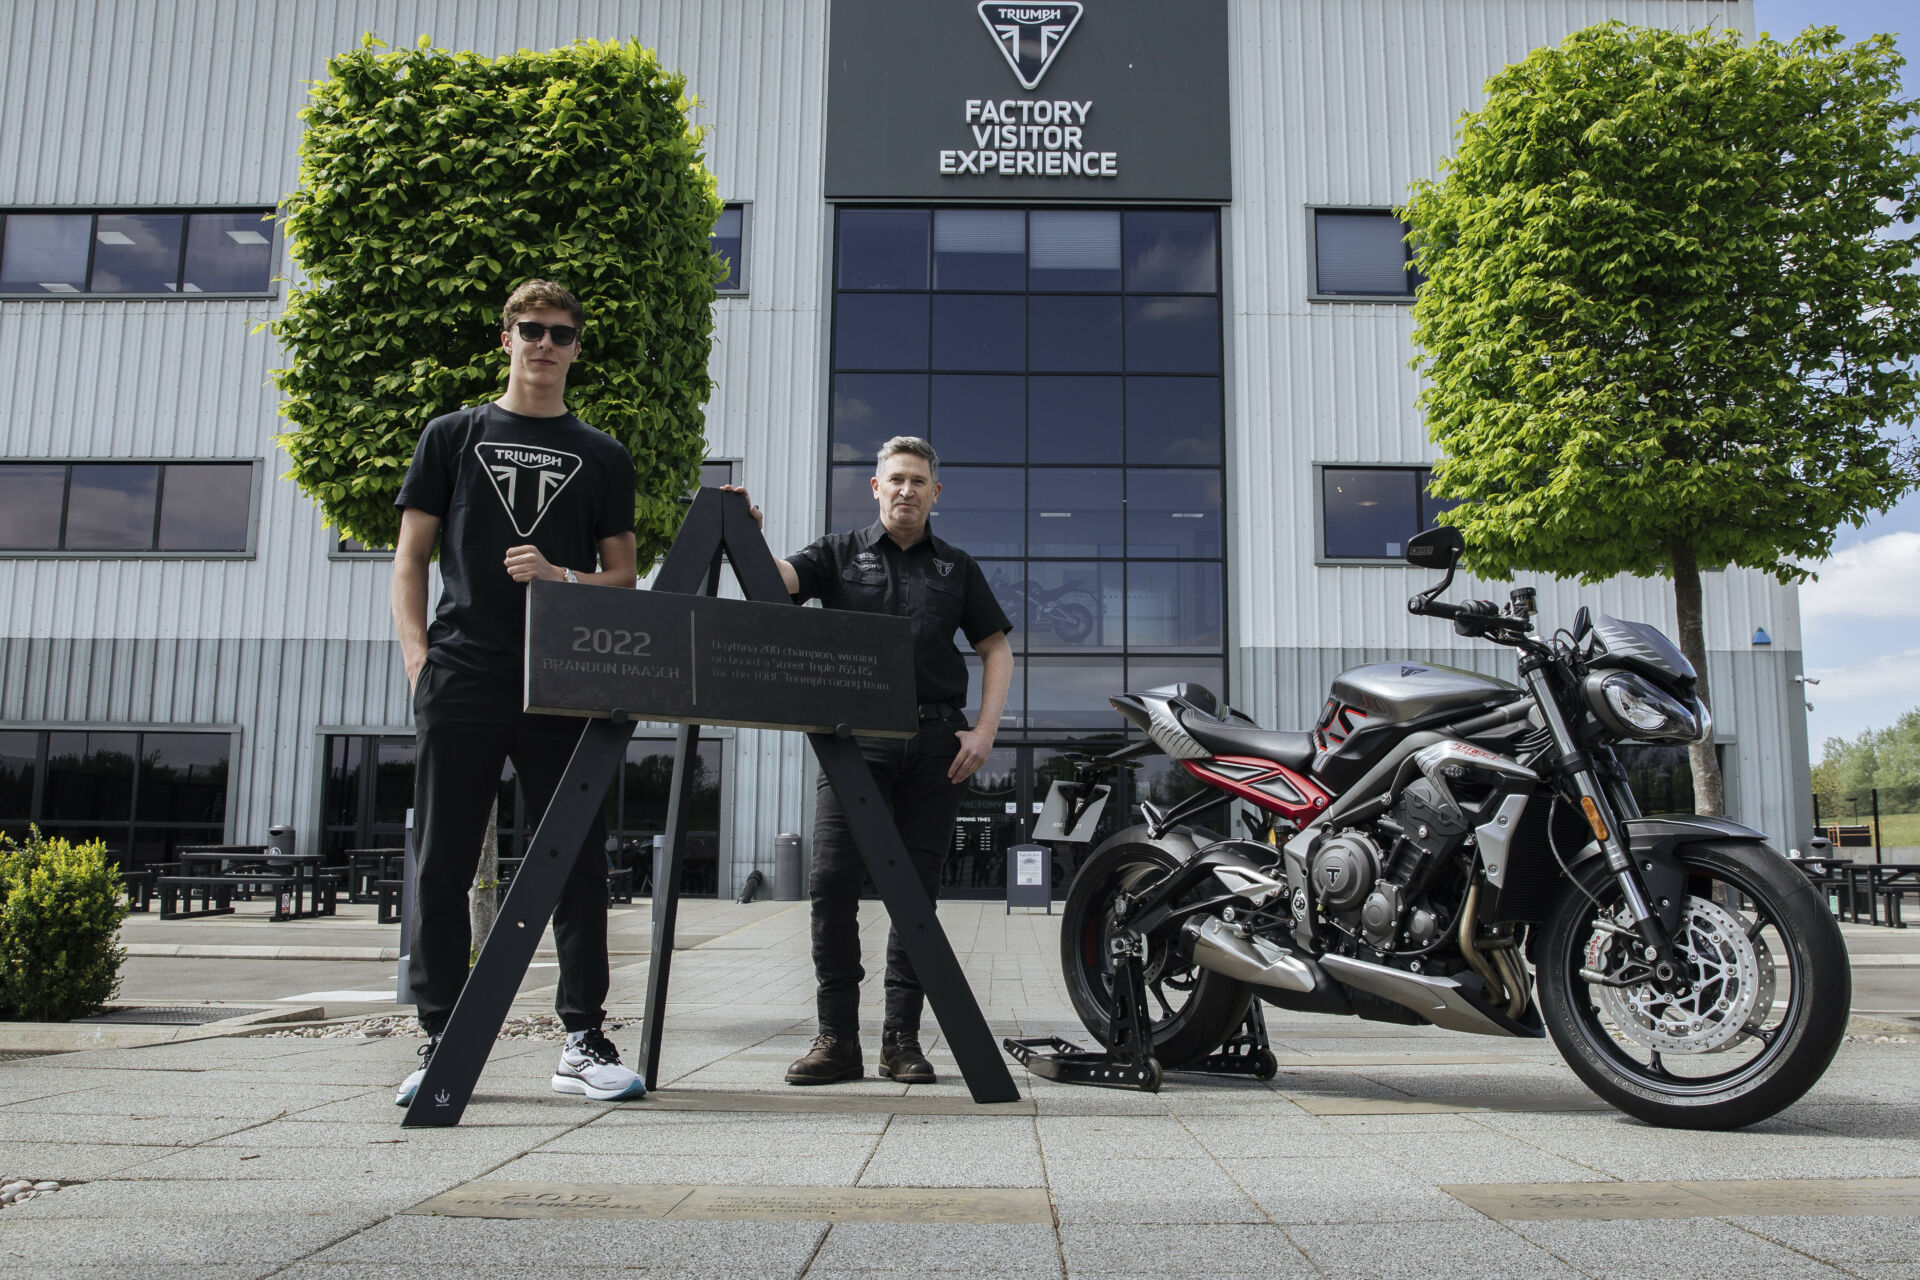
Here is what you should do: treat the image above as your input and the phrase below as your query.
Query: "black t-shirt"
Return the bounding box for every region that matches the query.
[396,403,636,681]
[787,520,1012,707]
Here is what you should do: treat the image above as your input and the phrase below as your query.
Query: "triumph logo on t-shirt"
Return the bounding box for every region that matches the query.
[474,442,584,538]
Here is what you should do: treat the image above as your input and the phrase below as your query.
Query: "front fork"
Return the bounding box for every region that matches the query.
[1522,665,1691,996]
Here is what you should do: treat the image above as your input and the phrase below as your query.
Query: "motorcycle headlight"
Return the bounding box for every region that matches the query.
[1584,671,1699,742]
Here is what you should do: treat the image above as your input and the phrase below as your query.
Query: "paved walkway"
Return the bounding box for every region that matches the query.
[2,898,1918,1278]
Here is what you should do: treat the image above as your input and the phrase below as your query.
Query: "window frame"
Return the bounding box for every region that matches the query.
[713,200,750,297]
[1314,463,1449,565]
[1306,206,1421,305]
[0,458,262,560]
[0,206,279,300]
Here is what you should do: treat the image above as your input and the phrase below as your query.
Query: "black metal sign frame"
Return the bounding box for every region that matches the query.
[403,489,1019,1125]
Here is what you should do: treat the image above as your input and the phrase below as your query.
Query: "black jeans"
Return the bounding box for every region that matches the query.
[408,662,611,1036]
[809,713,968,1038]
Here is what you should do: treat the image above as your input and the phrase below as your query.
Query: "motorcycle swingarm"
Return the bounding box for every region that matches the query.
[1121,843,1280,940]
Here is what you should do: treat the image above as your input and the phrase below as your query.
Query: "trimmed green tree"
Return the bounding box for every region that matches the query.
[0,829,129,1022]
[1403,23,1920,815]
[272,35,725,559]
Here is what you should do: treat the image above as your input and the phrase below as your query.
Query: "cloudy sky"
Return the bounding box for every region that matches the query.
[1747,0,1917,756]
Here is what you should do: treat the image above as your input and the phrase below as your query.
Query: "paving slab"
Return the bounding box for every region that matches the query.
[1056,1223,1318,1276]
[1506,1216,1858,1279]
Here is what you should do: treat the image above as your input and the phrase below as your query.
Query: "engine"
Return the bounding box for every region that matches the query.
[1307,778,1473,953]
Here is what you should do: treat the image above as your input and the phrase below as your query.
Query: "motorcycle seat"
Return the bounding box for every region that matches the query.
[1177,714,1318,773]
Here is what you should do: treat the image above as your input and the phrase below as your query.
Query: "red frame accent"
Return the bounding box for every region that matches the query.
[1182,754,1331,823]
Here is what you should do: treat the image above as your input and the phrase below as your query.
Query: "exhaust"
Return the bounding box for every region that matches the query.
[1185,916,1319,994]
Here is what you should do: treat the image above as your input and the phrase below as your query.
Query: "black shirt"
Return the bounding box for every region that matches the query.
[787,520,1012,707]
[396,403,636,681]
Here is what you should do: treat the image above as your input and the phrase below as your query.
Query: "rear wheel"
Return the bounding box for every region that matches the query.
[1060,841,1252,1069]
[1538,840,1849,1129]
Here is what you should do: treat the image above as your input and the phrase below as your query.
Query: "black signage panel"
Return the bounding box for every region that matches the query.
[523,580,917,737]
[826,0,1230,202]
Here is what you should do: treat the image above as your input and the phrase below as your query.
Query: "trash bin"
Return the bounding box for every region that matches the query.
[774,833,803,901]
[266,824,296,857]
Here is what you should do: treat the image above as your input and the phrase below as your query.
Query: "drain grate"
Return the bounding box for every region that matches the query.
[78,1006,267,1026]
[0,1050,68,1063]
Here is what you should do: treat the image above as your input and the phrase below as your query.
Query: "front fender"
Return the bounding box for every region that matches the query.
[1564,815,1776,935]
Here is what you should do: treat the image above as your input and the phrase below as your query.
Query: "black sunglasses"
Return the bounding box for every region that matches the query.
[513,320,579,347]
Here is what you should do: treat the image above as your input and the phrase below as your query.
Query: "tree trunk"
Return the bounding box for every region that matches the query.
[1669,540,1726,817]
[469,798,499,962]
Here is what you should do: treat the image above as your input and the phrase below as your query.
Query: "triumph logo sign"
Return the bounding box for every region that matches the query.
[978,2,1082,90]
[474,442,583,538]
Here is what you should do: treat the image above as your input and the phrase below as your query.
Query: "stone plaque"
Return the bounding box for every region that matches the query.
[524,580,917,737]
[1445,1177,1920,1222]
[409,1180,1053,1224]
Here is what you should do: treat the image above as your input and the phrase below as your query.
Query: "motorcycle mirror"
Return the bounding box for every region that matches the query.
[1572,606,1592,641]
[1405,526,1464,569]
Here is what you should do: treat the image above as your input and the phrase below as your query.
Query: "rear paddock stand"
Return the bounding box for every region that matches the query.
[1002,938,1279,1092]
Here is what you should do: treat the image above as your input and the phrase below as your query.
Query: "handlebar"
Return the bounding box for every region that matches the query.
[1407,595,1498,620]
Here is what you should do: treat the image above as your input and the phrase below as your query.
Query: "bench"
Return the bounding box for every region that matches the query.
[375,878,404,925]
[156,876,238,919]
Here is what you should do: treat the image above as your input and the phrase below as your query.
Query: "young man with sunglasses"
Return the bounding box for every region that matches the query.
[391,279,646,1107]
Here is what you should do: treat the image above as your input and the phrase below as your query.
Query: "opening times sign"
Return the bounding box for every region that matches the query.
[826,0,1229,202]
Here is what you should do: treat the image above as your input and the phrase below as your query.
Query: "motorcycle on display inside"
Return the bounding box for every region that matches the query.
[1047,525,1847,1129]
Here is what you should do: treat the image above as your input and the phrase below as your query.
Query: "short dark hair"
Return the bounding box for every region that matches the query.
[503,278,584,331]
[876,435,939,481]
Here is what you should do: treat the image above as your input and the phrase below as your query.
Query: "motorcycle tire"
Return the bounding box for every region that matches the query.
[1537,839,1849,1130]
[1049,602,1096,645]
[1060,840,1253,1070]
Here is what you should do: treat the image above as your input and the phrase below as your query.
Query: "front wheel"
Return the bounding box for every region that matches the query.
[1538,840,1849,1129]
[1060,841,1252,1069]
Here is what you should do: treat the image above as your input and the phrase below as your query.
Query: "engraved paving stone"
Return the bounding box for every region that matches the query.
[1444,1177,1920,1222]
[409,1181,1055,1224]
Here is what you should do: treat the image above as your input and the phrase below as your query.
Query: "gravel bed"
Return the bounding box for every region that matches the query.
[266,1012,638,1041]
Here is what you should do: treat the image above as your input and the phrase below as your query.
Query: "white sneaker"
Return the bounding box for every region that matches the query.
[552,1027,647,1101]
[395,1035,440,1107]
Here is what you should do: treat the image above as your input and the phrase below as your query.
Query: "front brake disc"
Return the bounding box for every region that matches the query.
[1596,896,1764,1055]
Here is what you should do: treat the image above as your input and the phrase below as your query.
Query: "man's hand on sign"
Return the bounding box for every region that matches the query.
[950,725,995,784]
[720,484,763,529]
[504,544,563,583]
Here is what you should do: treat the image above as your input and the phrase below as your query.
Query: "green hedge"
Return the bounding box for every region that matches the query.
[273,36,725,560]
[0,829,129,1022]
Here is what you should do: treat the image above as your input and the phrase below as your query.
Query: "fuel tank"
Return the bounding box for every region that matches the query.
[1329,662,1518,725]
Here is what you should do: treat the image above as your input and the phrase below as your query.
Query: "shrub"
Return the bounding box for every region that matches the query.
[272,35,725,560]
[0,828,129,1022]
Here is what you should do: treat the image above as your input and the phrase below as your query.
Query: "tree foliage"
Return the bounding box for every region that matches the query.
[0,829,128,1022]
[1404,23,1920,586]
[1812,707,1920,814]
[272,36,724,558]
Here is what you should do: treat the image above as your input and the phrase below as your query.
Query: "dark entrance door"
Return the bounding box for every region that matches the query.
[938,744,1136,900]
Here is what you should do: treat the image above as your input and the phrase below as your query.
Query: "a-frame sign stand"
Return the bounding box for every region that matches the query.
[403,489,1020,1125]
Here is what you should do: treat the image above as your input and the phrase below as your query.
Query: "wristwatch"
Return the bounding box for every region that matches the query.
[563,568,579,584]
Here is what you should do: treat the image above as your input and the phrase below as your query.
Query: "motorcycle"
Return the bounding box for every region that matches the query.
[990,568,1101,645]
[1049,525,1848,1129]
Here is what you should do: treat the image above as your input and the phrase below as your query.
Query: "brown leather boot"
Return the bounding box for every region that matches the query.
[878,1030,936,1083]
[784,1032,863,1085]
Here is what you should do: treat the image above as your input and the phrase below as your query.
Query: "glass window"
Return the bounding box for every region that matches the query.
[372,737,415,825]
[1315,210,1421,297]
[1126,377,1221,465]
[979,561,1027,650]
[1615,744,1697,816]
[833,374,927,463]
[136,733,229,824]
[838,209,929,290]
[1128,562,1223,650]
[1323,467,1421,559]
[90,213,184,293]
[930,375,1023,463]
[934,209,1024,290]
[1026,561,1123,653]
[1124,211,1217,293]
[180,212,275,294]
[1131,752,1228,833]
[1029,376,1121,464]
[834,293,929,369]
[64,463,158,550]
[1125,297,1219,373]
[1026,656,1125,728]
[157,464,251,551]
[1421,467,1464,530]
[698,460,736,489]
[931,294,1024,370]
[933,465,1025,557]
[1029,468,1123,558]
[1128,658,1226,705]
[830,465,878,533]
[1127,469,1221,558]
[0,732,36,819]
[324,736,364,829]
[0,464,67,549]
[1029,295,1122,373]
[1029,210,1121,291]
[965,653,1027,733]
[710,204,744,292]
[0,214,91,293]
[43,731,137,821]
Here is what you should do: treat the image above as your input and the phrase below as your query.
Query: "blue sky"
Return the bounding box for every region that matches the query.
[1746,1,1917,756]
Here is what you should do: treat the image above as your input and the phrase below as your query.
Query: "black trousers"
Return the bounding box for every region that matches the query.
[408,662,611,1036]
[809,713,968,1037]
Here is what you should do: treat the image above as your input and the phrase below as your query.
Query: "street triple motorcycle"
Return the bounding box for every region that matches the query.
[1054,526,1847,1129]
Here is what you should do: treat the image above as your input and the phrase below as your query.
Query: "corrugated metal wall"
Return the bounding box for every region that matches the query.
[1223,0,1812,844]
[0,0,829,871]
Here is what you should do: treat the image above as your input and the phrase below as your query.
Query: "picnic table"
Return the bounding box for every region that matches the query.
[1795,856,1920,928]
[160,846,337,921]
